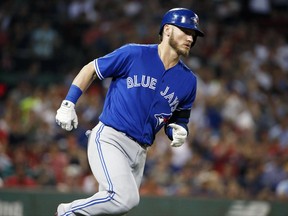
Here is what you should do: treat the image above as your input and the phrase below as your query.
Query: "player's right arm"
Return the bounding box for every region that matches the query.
[71,61,97,92]
[55,44,132,131]
[55,61,97,131]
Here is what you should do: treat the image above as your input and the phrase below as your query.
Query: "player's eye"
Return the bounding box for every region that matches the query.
[179,27,196,37]
[185,30,196,37]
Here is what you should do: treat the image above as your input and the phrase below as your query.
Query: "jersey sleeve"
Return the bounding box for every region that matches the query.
[93,44,132,80]
[178,73,197,111]
[164,74,197,140]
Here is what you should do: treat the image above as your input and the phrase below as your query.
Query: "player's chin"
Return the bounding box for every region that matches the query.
[176,45,190,56]
[180,48,190,57]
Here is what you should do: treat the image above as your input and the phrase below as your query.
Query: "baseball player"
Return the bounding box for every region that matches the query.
[55,8,204,216]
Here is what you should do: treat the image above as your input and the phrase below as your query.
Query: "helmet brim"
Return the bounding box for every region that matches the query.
[160,24,204,37]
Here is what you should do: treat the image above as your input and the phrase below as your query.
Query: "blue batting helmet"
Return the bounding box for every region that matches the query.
[159,8,204,37]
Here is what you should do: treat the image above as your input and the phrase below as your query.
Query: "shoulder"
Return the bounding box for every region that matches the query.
[119,43,157,55]
[178,60,197,81]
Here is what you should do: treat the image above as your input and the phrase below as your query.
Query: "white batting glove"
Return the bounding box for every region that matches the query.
[55,100,78,131]
[169,123,187,147]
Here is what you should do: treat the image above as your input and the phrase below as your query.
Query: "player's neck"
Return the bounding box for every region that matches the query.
[158,44,179,70]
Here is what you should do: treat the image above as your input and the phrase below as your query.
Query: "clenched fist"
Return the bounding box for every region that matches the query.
[169,123,187,147]
[55,100,78,131]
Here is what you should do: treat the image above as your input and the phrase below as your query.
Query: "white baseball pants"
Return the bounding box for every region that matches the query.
[56,122,147,216]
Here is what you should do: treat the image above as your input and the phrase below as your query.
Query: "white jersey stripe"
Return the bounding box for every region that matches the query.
[94,59,104,80]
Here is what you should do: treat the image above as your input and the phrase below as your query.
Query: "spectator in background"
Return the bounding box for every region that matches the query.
[4,163,37,188]
[276,178,288,200]
[0,144,11,179]
[30,20,61,71]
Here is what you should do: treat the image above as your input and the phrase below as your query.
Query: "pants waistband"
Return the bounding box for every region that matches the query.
[98,122,150,150]
[124,134,150,150]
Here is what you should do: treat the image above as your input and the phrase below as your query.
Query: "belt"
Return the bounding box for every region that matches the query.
[102,122,150,149]
[125,134,150,150]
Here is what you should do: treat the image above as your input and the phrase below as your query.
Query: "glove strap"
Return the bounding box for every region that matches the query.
[165,125,173,140]
[65,84,83,104]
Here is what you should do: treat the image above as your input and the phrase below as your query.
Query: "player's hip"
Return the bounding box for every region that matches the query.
[89,121,147,164]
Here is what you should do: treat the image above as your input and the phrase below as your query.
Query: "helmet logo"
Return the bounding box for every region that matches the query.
[172,14,179,22]
[191,16,199,27]
[181,15,187,24]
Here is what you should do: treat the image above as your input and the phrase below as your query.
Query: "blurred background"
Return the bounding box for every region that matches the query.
[0,0,288,215]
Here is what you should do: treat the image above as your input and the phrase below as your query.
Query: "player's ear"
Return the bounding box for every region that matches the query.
[163,24,171,37]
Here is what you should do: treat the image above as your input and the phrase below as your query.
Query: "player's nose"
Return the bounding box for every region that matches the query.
[187,34,193,42]
[186,35,193,46]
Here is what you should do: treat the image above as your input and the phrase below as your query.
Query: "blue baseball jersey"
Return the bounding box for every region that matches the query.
[93,44,197,145]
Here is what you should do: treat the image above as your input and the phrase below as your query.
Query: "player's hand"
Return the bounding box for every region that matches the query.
[169,123,187,147]
[55,100,78,131]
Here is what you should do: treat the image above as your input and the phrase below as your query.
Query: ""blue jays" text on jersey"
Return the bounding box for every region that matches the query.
[93,44,197,145]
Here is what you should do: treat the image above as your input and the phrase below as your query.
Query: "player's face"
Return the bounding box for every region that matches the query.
[169,26,195,57]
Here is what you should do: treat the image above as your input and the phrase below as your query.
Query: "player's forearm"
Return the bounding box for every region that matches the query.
[72,61,97,92]
[64,62,97,104]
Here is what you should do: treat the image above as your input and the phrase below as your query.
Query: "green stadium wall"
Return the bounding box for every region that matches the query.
[0,189,287,216]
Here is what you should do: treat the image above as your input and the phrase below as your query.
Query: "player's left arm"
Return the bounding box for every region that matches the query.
[165,74,197,147]
[164,73,197,147]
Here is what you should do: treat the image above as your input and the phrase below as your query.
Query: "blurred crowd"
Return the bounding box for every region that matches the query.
[0,0,288,202]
